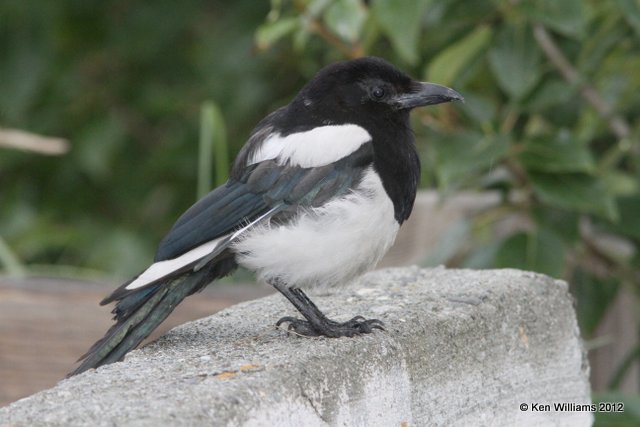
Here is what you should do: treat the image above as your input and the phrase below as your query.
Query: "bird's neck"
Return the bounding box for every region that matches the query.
[369,115,420,224]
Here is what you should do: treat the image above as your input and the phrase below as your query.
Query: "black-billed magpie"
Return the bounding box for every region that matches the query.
[70,57,462,376]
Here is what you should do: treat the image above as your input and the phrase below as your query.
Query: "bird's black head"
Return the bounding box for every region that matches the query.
[291,57,463,126]
[251,57,463,224]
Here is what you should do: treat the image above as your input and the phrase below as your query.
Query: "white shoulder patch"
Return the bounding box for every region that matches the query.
[248,124,371,168]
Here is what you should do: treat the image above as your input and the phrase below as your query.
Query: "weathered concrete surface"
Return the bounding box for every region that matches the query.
[0,267,592,426]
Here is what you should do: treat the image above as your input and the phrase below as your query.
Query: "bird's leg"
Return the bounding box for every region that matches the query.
[269,278,384,337]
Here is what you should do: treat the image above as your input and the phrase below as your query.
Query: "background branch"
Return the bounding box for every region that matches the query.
[0,128,69,156]
[533,24,632,142]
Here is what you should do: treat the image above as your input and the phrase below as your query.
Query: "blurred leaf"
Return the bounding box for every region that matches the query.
[431,132,510,191]
[518,131,596,173]
[199,101,228,198]
[212,105,229,188]
[574,108,601,144]
[523,79,572,112]
[199,104,213,198]
[577,15,627,77]
[593,392,640,427]
[0,236,26,276]
[603,172,639,197]
[529,172,619,221]
[457,92,498,124]
[494,229,565,277]
[323,0,367,43]
[255,17,299,50]
[371,0,431,64]
[292,0,331,51]
[426,25,492,86]
[523,114,553,137]
[307,0,332,17]
[532,207,580,245]
[293,24,311,51]
[572,268,619,337]
[488,25,541,100]
[520,0,586,39]
[601,195,640,240]
[616,0,640,38]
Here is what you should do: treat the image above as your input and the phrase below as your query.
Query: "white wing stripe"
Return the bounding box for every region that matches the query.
[124,207,280,291]
[125,237,225,290]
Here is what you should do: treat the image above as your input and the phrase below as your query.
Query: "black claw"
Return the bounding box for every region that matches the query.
[276,315,384,338]
[276,316,321,336]
[275,316,298,327]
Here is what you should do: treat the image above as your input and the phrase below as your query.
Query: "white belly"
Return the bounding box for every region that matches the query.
[233,168,400,289]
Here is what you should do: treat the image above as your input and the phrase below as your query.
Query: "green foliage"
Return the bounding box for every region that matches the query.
[494,230,566,278]
[520,0,587,39]
[529,172,618,220]
[518,132,596,174]
[324,0,367,44]
[1,0,639,407]
[617,0,640,38]
[488,24,542,100]
[198,101,229,198]
[370,0,432,64]
[430,132,510,192]
[0,0,284,279]
[426,25,492,87]
[572,269,619,337]
[0,236,26,276]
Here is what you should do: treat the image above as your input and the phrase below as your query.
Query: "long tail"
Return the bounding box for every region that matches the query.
[69,256,236,376]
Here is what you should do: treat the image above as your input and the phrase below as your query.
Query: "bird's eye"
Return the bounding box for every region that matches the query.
[371,87,386,100]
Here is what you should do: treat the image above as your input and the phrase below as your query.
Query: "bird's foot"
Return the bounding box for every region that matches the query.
[276,315,384,337]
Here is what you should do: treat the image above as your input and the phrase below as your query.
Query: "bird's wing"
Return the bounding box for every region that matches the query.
[111,136,374,297]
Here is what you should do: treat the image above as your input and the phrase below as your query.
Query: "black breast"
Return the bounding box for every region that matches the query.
[369,114,420,224]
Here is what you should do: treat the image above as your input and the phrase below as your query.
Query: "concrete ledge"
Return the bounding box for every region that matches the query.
[0,267,592,426]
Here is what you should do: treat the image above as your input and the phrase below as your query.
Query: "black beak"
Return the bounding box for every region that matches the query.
[393,82,464,110]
